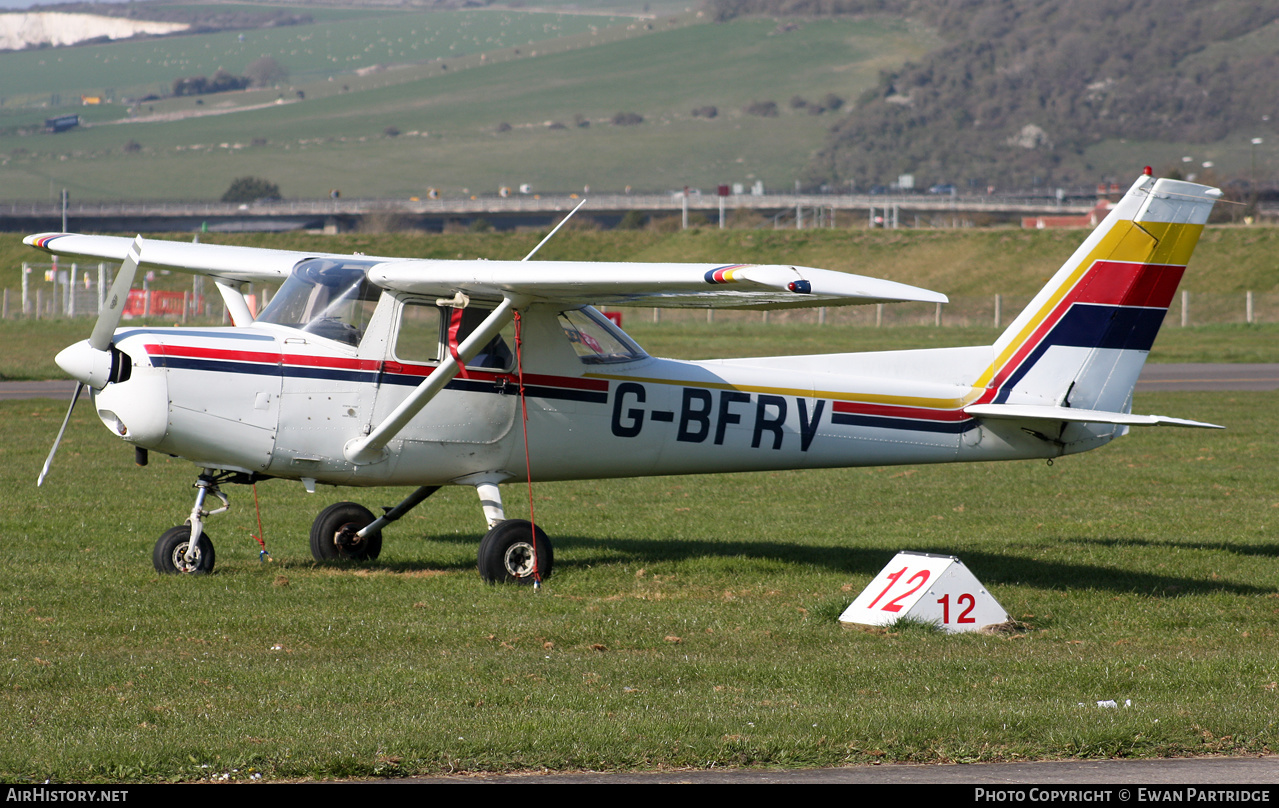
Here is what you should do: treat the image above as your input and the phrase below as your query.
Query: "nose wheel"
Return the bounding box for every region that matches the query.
[154,470,230,575]
[153,526,215,575]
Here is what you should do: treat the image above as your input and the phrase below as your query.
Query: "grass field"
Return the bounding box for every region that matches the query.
[0,8,629,107]
[0,12,937,199]
[2,384,1275,781]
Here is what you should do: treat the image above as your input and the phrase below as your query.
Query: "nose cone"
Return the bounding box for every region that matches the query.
[55,340,114,389]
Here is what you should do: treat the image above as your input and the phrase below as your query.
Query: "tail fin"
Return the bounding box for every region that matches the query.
[973,171,1219,413]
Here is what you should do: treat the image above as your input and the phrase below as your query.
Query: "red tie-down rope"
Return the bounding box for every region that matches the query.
[512,310,540,587]
[250,483,270,562]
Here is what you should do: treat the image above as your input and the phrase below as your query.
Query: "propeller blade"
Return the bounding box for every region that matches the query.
[37,382,85,487]
[89,235,144,352]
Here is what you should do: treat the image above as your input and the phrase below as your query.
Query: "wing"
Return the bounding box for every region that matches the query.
[27,233,946,310]
[24,233,369,284]
[369,260,947,309]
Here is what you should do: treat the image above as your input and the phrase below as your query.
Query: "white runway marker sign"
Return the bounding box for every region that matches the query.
[840,551,1008,633]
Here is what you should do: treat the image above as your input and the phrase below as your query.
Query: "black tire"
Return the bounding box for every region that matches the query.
[153,526,215,575]
[477,519,552,585]
[310,502,382,561]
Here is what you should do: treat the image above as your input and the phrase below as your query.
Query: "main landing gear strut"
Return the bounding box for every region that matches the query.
[307,480,553,584]
[153,472,553,584]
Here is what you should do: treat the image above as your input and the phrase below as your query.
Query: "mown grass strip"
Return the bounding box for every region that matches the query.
[1,390,1274,781]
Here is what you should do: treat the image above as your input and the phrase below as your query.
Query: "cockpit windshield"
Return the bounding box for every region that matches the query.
[256,258,381,346]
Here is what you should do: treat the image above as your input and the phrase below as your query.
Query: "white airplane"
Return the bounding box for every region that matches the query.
[29,170,1223,584]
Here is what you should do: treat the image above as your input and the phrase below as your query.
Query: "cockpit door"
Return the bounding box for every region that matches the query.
[371,298,518,446]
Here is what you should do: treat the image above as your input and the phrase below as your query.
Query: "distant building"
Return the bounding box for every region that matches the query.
[1022,198,1111,229]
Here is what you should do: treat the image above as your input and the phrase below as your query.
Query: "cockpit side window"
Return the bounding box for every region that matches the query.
[393,300,442,363]
[257,258,380,347]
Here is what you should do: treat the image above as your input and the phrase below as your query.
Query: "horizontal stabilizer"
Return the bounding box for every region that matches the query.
[964,403,1223,430]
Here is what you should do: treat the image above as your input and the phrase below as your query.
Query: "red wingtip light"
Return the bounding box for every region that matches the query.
[1143,166,1153,176]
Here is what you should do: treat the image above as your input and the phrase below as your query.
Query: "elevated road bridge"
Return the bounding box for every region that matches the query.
[0,192,1108,233]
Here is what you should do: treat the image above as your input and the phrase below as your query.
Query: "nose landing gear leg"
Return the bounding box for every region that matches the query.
[153,470,231,575]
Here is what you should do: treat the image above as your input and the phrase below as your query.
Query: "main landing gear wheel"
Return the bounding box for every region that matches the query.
[477,519,552,585]
[310,502,382,561]
[153,526,215,575]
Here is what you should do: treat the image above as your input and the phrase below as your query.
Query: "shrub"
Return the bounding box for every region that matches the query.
[692,105,718,118]
[616,210,649,230]
[221,176,280,203]
[611,111,643,126]
[745,101,778,117]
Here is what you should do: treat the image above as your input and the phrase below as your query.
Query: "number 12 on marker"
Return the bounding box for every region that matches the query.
[936,592,976,625]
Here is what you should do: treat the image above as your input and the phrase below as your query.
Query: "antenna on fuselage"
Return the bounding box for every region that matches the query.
[521,197,588,262]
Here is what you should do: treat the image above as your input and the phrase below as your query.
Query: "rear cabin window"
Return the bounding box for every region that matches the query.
[558,308,646,364]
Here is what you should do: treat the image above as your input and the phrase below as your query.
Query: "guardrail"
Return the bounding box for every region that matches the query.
[1,193,1104,219]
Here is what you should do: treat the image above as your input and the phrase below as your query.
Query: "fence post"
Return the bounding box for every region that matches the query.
[994,294,1001,328]
[652,307,660,324]
[875,303,883,327]
[818,306,826,326]
[98,263,107,313]
[1246,291,1253,324]
[935,302,942,327]
[706,308,714,324]
[1180,290,1189,327]
[21,262,29,315]
[68,263,77,317]
[36,288,42,320]
[3,289,8,319]
[182,292,189,324]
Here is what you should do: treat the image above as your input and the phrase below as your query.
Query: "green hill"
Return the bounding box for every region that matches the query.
[0,5,937,200]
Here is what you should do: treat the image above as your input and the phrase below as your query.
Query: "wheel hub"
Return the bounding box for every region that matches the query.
[502,542,536,577]
[334,523,365,551]
[170,542,202,574]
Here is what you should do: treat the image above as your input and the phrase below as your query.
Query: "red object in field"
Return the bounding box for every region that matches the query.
[123,290,204,317]
[602,310,622,326]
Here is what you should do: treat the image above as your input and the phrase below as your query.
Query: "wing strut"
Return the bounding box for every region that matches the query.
[214,280,255,326]
[521,198,587,261]
[343,296,521,465]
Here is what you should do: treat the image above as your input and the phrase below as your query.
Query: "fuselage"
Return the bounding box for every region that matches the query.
[93,296,1094,491]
